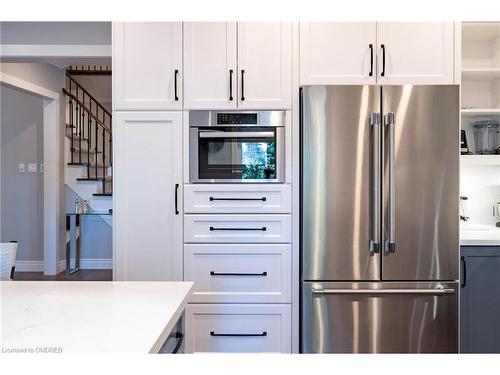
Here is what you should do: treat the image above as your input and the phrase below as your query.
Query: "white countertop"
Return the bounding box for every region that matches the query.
[460,223,500,246]
[1,281,193,353]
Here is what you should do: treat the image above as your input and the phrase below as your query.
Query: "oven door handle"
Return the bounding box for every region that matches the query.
[199,131,274,138]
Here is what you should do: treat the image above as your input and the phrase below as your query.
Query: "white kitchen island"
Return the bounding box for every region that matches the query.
[1,281,193,353]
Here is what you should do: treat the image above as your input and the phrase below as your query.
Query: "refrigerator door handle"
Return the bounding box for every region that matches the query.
[312,287,455,296]
[384,112,396,253]
[369,112,381,255]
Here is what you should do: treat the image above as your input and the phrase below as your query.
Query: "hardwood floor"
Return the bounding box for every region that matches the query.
[13,269,112,281]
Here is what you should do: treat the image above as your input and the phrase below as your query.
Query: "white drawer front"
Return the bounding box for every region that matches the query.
[185,304,291,353]
[184,214,291,243]
[183,184,292,214]
[184,244,291,303]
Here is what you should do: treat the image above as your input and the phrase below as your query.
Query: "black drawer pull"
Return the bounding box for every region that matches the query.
[210,271,267,277]
[209,226,266,231]
[229,69,233,101]
[461,256,467,288]
[209,197,266,202]
[210,331,267,337]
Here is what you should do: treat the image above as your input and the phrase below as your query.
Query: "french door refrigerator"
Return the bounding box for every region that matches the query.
[300,85,459,353]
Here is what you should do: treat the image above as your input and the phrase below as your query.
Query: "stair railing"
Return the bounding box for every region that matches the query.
[63,74,112,196]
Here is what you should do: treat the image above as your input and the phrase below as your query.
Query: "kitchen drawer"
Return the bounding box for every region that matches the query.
[184,304,291,353]
[184,214,291,243]
[184,244,291,303]
[183,184,292,214]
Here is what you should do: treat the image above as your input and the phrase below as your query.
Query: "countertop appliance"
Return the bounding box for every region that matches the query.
[189,110,285,183]
[300,85,459,353]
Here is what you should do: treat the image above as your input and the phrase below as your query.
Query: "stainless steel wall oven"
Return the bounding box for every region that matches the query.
[189,111,285,183]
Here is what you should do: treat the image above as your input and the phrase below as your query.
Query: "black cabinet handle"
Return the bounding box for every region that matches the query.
[209,226,266,231]
[369,44,373,77]
[210,271,267,276]
[381,44,386,77]
[229,69,233,101]
[240,69,245,101]
[174,69,179,101]
[172,332,184,354]
[461,256,466,288]
[175,183,179,215]
[209,197,266,202]
[210,331,267,337]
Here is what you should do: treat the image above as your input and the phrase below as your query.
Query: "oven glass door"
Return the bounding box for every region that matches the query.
[197,127,277,181]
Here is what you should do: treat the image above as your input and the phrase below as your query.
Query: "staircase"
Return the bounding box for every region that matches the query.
[63,71,112,213]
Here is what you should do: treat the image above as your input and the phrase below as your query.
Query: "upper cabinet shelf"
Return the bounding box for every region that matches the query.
[461,108,500,117]
[462,68,500,81]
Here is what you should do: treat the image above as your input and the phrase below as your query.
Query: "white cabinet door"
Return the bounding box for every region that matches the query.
[113,22,182,110]
[113,112,183,281]
[299,22,377,85]
[376,22,454,84]
[184,22,237,109]
[237,22,292,109]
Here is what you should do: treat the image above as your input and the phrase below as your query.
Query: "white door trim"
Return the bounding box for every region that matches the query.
[0,72,60,275]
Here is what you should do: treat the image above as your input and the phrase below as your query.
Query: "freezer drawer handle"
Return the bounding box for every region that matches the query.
[209,197,267,202]
[209,226,267,231]
[210,271,267,276]
[312,288,455,296]
[210,331,267,337]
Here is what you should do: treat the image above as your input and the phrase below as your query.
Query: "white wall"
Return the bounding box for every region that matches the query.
[0,85,44,261]
[0,63,66,262]
[461,166,500,226]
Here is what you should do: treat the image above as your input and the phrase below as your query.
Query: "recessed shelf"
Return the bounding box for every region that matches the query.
[461,154,500,166]
[461,108,500,117]
[462,22,500,41]
[462,68,500,80]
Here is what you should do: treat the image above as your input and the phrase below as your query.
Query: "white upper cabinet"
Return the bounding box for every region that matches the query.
[113,111,183,281]
[184,22,237,109]
[237,22,292,109]
[300,22,377,85]
[376,22,454,84]
[113,22,183,110]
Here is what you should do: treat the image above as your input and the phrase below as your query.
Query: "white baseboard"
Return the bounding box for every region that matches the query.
[14,261,44,272]
[16,259,112,273]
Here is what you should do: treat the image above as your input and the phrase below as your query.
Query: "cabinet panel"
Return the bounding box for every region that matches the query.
[185,304,291,353]
[113,22,182,110]
[461,247,500,353]
[184,244,291,303]
[300,22,377,85]
[184,22,237,109]
[237,22,292,109]
[376,22,454,84]
[113,112,183,280]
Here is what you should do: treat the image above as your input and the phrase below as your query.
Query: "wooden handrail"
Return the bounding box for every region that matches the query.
[65,73,112,118]
[62,88,111,135]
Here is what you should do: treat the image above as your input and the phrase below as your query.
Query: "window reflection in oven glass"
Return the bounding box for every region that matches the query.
[199,134,276,180]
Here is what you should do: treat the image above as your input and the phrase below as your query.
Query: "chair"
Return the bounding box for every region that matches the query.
[0,241,18,280]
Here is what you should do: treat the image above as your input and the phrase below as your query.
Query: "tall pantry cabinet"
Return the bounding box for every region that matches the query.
[112,22,184,281]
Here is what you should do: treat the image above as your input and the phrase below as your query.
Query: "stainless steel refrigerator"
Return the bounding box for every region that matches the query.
[300,85,459,353]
